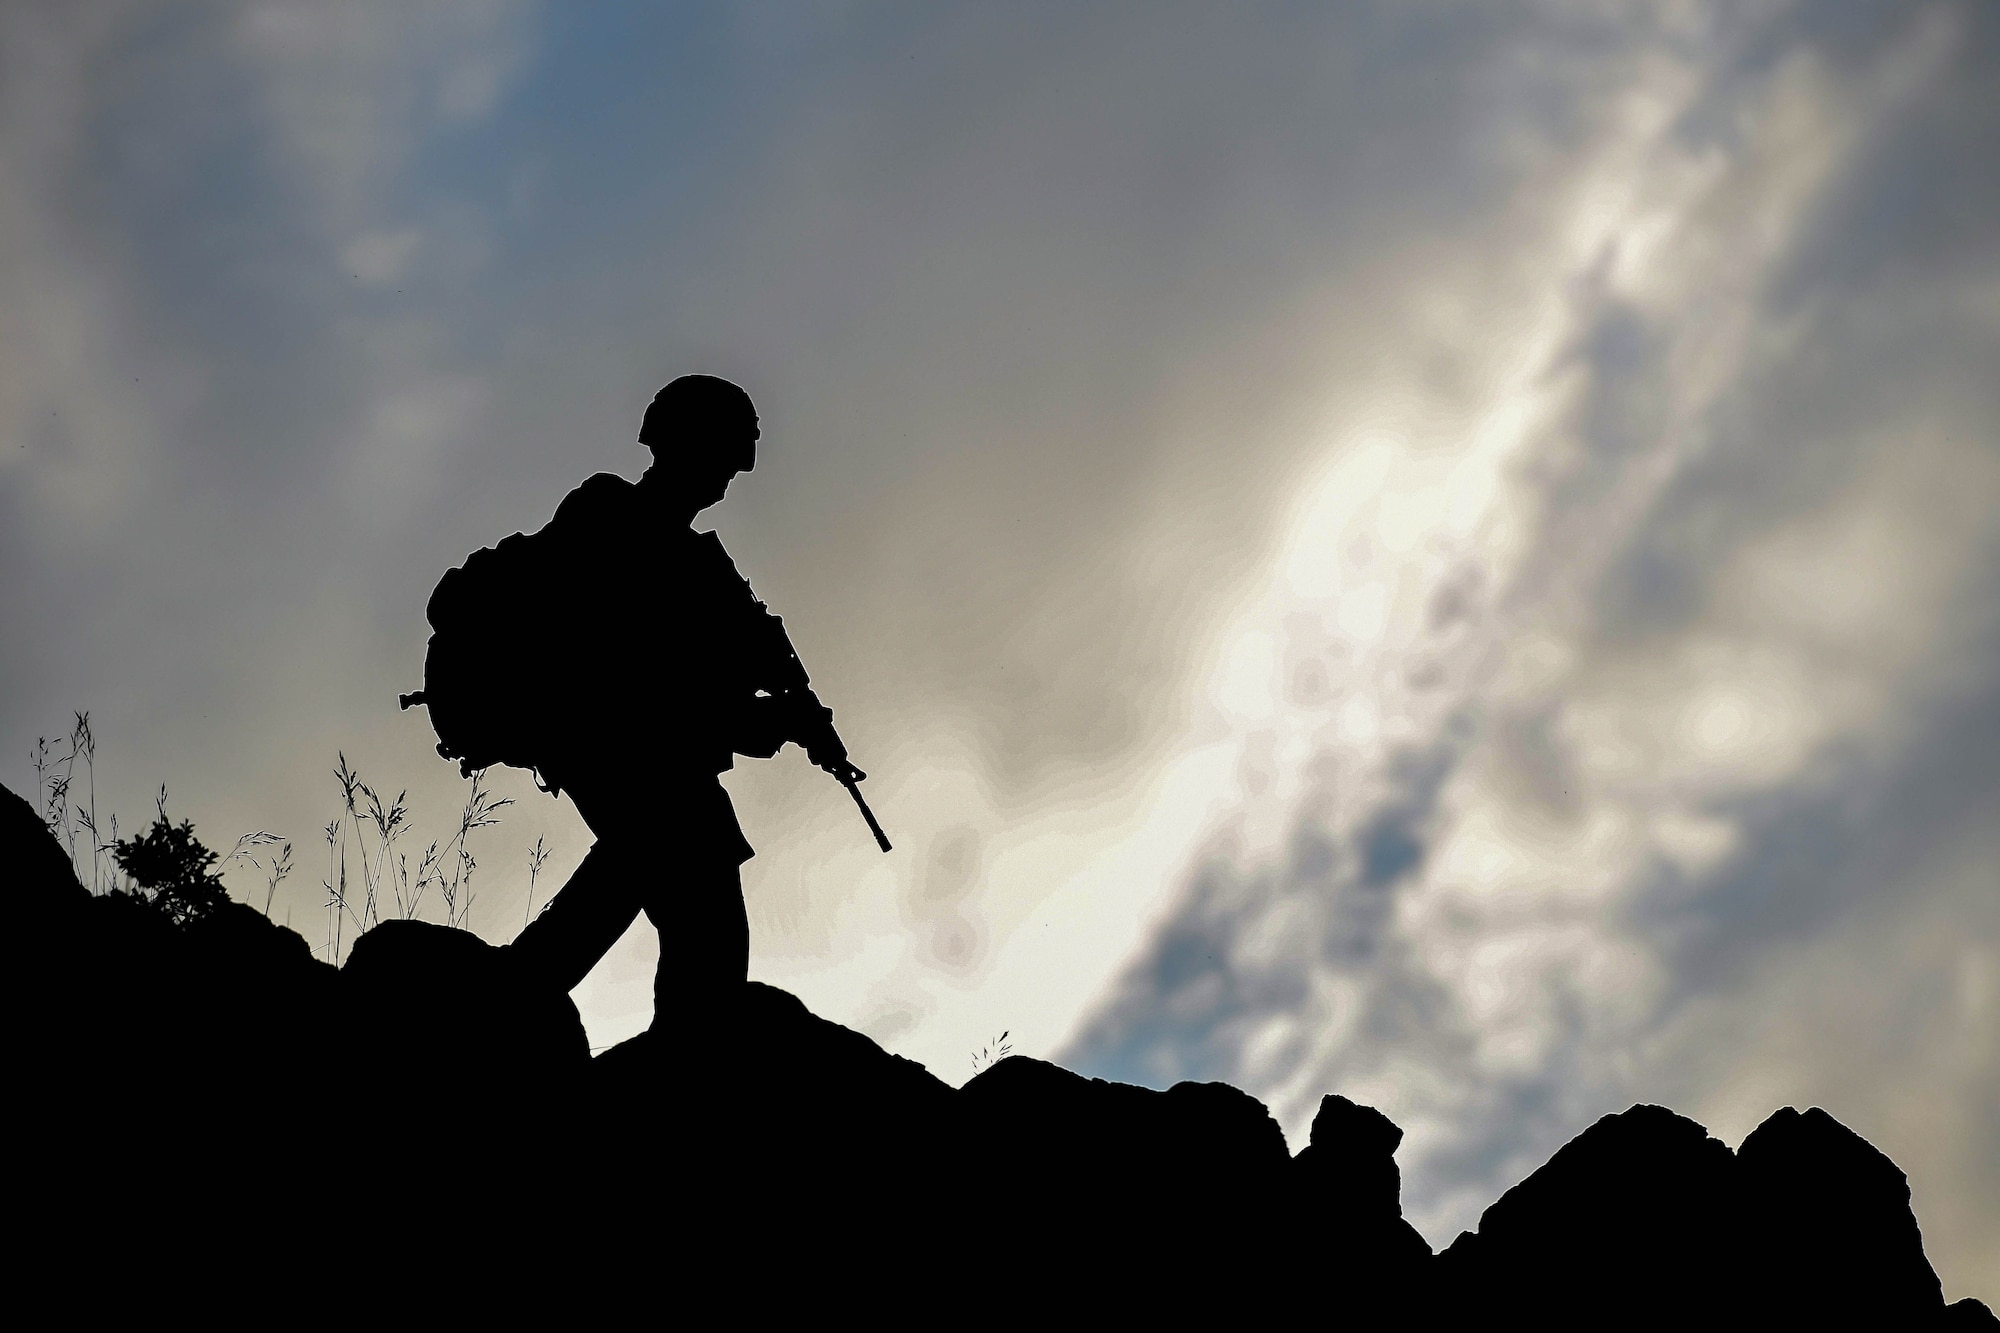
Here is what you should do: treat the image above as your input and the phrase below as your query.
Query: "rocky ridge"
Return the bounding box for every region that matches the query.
[8,781,1991,1325]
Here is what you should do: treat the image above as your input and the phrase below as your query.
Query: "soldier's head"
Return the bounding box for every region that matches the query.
[638,374,759,516]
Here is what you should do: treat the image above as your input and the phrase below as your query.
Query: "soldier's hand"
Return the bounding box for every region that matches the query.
[791,696,862,780]
[821,756,867,785]
[803,722,852,775]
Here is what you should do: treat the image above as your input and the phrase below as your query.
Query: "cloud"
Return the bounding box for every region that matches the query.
[2,0,1993,1297]
[341,227,423,286]
[0,1,540,926]
[1061,1,2000,1298]
[231,1,532,237]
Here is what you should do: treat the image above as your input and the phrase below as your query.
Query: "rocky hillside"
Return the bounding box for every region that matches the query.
[7,781,1991,1324]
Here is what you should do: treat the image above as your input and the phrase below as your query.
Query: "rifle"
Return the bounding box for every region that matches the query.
[751,606,892,854]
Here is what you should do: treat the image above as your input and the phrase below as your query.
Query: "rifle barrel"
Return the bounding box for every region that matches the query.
[842,777,893,853]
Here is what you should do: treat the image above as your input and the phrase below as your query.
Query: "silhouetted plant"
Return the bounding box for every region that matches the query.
[31,731,74,853]
[433,768,511,932]
[317,755,514,962]
[524,834,552,926]
[25,715,528,957]
[29,712,115,891]
[261,840,294,916]
[231,832,292,912]
[28,713,284,911]
[110,788,232,926]
[323,752,413,953]
[72,713,100,891]
[970,1030,1013,1075]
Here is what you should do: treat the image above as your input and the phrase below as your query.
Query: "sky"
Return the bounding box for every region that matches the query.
[2,0,1995,1297]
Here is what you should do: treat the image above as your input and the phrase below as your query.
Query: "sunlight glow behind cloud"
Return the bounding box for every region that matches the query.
[1060,5,2000,1290]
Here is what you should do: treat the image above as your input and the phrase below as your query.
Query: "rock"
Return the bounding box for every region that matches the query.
[6,779,335,1281]
[1946,1298,1999,1329]
[1292,1094,1431,1292]
[1737,1105,1947,1324]
[7,772,331,1128]
[2,780,88,930]
[957,1055,1292,1310]
[8,771,1985,1319]
[340,918,589,1100]
[959,1056,1291,1202]
[1296,1093,1406,1218]
[578,980,958,1296]
[332,919,591,1272]
[1437,1104,1748,1326]
[186,898,319,973]
[591,980,955,1186]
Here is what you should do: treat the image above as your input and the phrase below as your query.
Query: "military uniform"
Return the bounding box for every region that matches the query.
[510,471,803,1015]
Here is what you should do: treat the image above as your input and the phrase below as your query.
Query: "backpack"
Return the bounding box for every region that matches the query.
[400,529,561,789]
[400,477,638,794]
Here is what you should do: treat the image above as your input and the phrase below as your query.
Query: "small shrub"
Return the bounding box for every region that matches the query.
[110,789,231,927]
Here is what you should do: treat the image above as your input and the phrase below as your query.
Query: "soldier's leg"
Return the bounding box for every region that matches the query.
[509,838,647,994]
[641,857,748,1022]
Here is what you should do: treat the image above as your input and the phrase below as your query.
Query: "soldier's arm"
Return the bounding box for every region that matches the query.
[701,534,859,775]
[731,691,791,761]
[734,615,853,773]
[706,538,890,850]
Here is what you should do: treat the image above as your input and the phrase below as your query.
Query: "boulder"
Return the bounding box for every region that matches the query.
[590,980,956,1196]
[959,1056,1291,1204]
[1437,1104,1748,1326]
[1295,1093,1406,1218]
[957,1055,1292,1311]
[340,918,589,1100]
[1945,1298,1999,1329]
[1737,1105,1946,1323]
[2,780,88,930]
[576,981,957,1301]
[1292,1094,1431,1290]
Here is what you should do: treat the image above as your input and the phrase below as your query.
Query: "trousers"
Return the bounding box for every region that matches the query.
[509,776,753,1018]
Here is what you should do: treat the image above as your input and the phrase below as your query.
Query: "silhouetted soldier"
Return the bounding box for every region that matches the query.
[501,375,877,1020]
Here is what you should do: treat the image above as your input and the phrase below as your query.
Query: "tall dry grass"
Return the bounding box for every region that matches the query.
[319,752,514,964]
[27,714,543,966]
[29,712,287,910]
